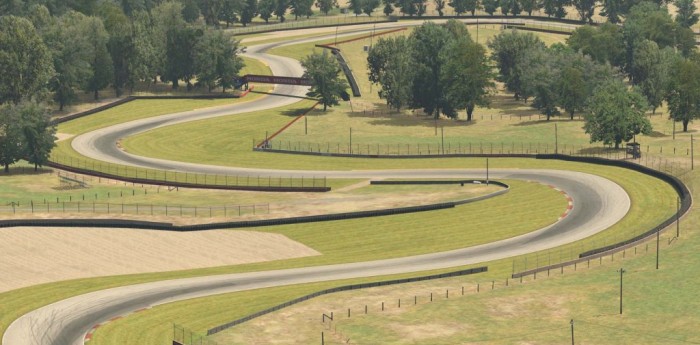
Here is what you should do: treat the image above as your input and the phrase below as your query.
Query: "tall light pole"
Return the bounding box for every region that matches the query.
[618,268,626,314]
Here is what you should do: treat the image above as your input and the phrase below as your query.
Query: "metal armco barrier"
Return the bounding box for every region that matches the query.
[206,266,487,335]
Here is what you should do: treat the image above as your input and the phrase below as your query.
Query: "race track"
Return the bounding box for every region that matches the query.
[4,19,632,345]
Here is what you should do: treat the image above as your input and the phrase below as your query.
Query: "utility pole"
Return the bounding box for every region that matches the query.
[349,127,352,154]
[618,268,626,314]
[656,229,660,269]
[692,134,694,170]
[677,196,680,238]
[305,116,308,135]
[555,123,558,154]
[570,319,575,345]
[486,158,489,185]
[441,127,444,155]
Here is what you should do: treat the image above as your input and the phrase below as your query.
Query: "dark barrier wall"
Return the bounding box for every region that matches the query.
[46,161,330,193]
[52,94,241,125]
[206,266,487,335]
[536,154,692,257]
[1,179,507,231]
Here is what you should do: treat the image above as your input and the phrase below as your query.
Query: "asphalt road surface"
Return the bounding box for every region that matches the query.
[4,20,631,345]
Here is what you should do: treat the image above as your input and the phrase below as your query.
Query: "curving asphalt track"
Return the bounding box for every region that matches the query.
[4,20,630,345]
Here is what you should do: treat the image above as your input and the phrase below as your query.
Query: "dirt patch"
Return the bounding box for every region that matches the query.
[387,321,460,341]
[54,133,74,142]
[0,227,319,293]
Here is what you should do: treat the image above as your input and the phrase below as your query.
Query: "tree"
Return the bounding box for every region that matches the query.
[130,10,159,89]
[164,26,201,89]
[198,0,224,26]
[82,16,113,100]
[667,57,700,132]
[675,0,699,28]
[410,22,453,118]
[631,40,676,113]
[382,0,393,15]
[572,0,595,23]
[434,0,446,15]
[44,12,91,110]
[481,0,498,15]
[291,0,314,18]
[182,0,201,22]
[518,46,560,119]
[556,51,612,119]
[449,0,469,15]
[584,78,652,148]
[363,0,380,15]
[367,36,415,111]
[349,0,362,15]
[17,101,56,171]
[440,35,494,121]
[301,51,348,111]
[488,30,545,100]
[567,23,625,67]
[316,0,337,15]
[600,0,623,23]
[152,1,186,82]
[220,0,243,26]
[194,29,244,92]
[520,0,538,15]
[100,2,134,97]
[240,0,258,26]
[0,104,23,173]
[274,0,289,21]
[500,0,521,15]
[0,16,54,104]
[259,0,275,22]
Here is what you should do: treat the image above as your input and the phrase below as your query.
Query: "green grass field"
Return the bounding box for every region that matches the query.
[0,21,692,345]
[77,160,678,345]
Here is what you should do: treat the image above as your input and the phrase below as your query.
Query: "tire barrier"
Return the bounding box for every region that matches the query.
[206,266,487,335]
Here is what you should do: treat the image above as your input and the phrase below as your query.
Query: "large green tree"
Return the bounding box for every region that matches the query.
[517,46,560,119]
[0,16,54,104]
[572,0,595,23]
[667,57,700,132]
[82,16,113,100]
[367,36,415,111]
[301,51,349,111]
[259,0,275,22]
[17,101,56,171]
[194,29,244,92]
[164,26,202,89]
[584,79,652,148]
[44,11,92,110]
[440,34,494,121]
[631,40,677,113]
[0,104,24,172]
[100,2,134,97]
[675,0,699,28]
[488,30,545,100]
[567,23,625,68]
[240,0,258,25]
[316,0,337,14]
[410,22,453,118]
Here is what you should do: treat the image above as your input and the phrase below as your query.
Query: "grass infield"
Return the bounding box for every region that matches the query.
[0,159,677,345]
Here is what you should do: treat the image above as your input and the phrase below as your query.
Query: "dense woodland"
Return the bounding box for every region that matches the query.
[1,0,700,169]
[367,1,700,149]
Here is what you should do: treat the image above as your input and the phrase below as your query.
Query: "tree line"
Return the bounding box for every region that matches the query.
[368,2,700,149]
[0,1,247,172]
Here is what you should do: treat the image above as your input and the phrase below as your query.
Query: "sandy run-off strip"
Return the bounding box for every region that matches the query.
[0,227,319,293]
